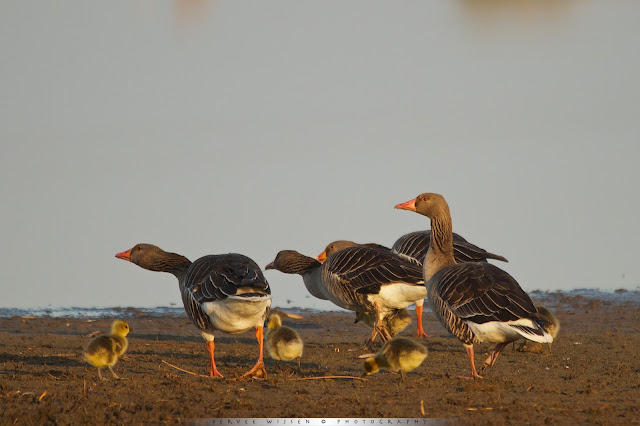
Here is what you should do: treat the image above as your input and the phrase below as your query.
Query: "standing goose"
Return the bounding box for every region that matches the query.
[395,193,552,379]
[115,244,272,378]
[265,247,426,346]
[316,235,507,339]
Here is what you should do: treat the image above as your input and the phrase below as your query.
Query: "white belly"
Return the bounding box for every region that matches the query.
[201,295,272,335]
[370,283,427,311]
[466,318,552,344]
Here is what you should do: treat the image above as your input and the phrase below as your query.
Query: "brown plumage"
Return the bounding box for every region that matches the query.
[115,243,271,378]
[395,193,552,379]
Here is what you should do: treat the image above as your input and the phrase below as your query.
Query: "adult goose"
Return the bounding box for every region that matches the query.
[265,247,425,346]
[316,236,508,339]
[395,193,552,379]
[115,244,272,378]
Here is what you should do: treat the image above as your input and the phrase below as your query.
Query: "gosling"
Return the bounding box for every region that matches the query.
[363,337,427,382]
[518,306,560,354]
[266,313,304,371]
[83,320,130,380]
[355,308,412,338]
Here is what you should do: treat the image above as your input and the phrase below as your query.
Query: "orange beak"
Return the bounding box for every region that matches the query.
[115,249,132,261]
[316,250,328,263]
[395,198,417,212]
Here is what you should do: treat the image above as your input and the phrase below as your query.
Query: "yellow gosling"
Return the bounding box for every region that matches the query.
[83,320,130,380]
[363,337,428,381]
[266,314,303,371]
[355,308,412,337]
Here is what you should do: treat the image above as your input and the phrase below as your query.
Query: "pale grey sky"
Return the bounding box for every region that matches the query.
[1,1,639,310]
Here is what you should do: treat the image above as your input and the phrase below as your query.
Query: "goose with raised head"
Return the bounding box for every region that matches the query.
[265,247,426,347]
[395,193,552,379]
[115,244,272,378]
[83,319,130,380]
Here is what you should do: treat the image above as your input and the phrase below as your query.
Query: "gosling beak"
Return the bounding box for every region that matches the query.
[395,198,417,212]
[265,261,275,270]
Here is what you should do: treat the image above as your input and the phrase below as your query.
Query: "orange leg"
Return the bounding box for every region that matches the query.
[458,345,483,380]
[241,326,267,378]
[414,304,432,338]
[206,340,224,378]
[482,341,510,370]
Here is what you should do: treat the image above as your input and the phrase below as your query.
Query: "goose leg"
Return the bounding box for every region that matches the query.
[97,367,104,381]
[372,302,391,345]
[414,302,432,338]
[241,326,267,378]
[459,344,483,380]
[206,340,224,378]
[482,341,510,369]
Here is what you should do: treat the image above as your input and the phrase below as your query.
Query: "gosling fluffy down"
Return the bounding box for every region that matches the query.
[355,308,412,337]
[83,320,130,380]
[266,314,303,371]
[363,337,427,381]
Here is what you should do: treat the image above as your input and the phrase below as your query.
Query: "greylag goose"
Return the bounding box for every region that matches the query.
[83,320,129,380]
[355,308,412,338]
[115,244,272,378]
[363,337,428,381]
[265,247,425,346]
[395,193,552,379]
[265,313,304,371]
[316,235,506,339]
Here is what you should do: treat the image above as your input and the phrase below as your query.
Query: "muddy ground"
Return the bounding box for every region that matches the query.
[1,292,639,424]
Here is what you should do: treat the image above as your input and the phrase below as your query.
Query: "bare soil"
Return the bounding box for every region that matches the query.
[1,293,639,424]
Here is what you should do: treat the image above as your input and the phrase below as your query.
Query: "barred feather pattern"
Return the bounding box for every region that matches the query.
[182,254,271,331]
[322,246,424,311]
[392,230,508,265]
[427,262,545,344]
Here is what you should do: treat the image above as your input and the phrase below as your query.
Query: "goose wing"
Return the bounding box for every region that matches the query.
[432,262,538,325]
[392,230,508,264]
[325,246,424,295]
[182,254,271,330]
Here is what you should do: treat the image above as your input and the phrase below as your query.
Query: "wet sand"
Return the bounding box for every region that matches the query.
[1,292,639,424]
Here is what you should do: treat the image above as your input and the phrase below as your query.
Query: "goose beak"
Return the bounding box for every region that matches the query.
[316,250,328,263]
[395,198,417,211]
[265,261,275,270]
[115,249,132,261]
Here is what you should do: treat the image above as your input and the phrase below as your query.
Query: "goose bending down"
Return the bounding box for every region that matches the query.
[395,193,552,379]
[266,313,304,371]
[363,337,428,381]
[316,235,506,339]
[83,320,130,380]
[115,244,272,378]
[355,308,412,338]
[265,247,426,347]
[518,306,560,354]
